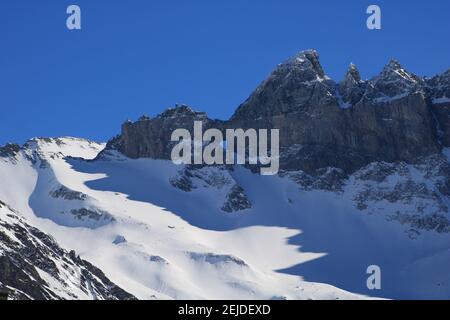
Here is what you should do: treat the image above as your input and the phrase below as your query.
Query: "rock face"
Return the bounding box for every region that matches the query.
[339,63,365,106]
[116,106,224,160]
[169,166,252,213]
[426,70,450,146]
[0,144,20,159]
[349,154,450,237]
[108,50,449,175]
[232,50,333,120]
[221,185,252,213]
[0,200,135,300]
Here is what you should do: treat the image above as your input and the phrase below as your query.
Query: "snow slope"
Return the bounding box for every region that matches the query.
[2,137,450,299]
[0,199,135,300]
[0,137,364,300]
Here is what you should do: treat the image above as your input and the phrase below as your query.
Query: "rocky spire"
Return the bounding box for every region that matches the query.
[283,49,326,79]
[339,63,365,105]
[379,59,418,82]
[157,104,206,119]
[384,58,402,71]
[369,58,422,99]
[111,50,442,175]
[231,49,332,120]
[346,63,361,82]
[426,69,450,104]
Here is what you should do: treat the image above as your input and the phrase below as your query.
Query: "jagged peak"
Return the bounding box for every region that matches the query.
[0,143,21,158]
[428,68,450,82]
[384,58,402,71]
[284,49,319,63]
[19,137,104,162]
[0,142,20,150]
[345,63,361,82]
[157,104,207,119]
[24,137,100,148]
[138,114,151,121]
[376,58,419,84]
[282,49,325,78]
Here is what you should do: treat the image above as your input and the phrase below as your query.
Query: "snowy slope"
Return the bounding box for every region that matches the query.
[0,137,364,300]
[2,137,450,299]
[0,199,135,300]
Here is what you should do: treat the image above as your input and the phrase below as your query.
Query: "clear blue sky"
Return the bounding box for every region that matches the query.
[1,0,449,145]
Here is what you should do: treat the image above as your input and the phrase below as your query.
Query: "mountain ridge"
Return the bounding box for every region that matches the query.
[2,51,450,300]
[106,50,450,175]
[0,199,136,300]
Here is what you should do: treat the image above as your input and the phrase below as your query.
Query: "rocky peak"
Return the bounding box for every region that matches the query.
[381,59,418,82]
[112,50,445,174]
[282,49,326,79]
[426,69,450,104]
[19,137,104,164]
[157,104,207,120]
[138,115,151,121]
[339,63,365,105]
[426,69,450,146]
[0,143,21,159]
[345,63,361,82]
[384,58,403,72]
[231,50,334,121]
[0,202,135,300]
[117,104,221,160]
[369,59,422,100]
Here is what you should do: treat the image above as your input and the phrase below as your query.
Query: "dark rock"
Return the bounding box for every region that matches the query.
[427,70,450,146]
[390,212,450,234]
[106,50,448,175]
[189,252,248,267]
[112,235,127,245]
[170,166,233,192]
[69,208,115,223]
[426,70,450,103]
[114,104,224,160]
[231,50,334,120]
[339,63,365,106]
[149,255,168,264]
[50,185,88,201]
[221,185,252,213]
[170,170,195,192]
[0,143,20,159]
[0,203,136,300]
[367,59,423,101]
[352,156,450,233]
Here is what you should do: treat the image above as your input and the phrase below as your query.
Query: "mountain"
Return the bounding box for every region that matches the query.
[115,50,448,174]
[0,137,362,300]
[1,50,450,300]
[0,199,135,300]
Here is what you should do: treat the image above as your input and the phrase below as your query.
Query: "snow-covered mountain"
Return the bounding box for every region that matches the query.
[0,137,364,300]
[1,50,450,300]
[0,199,135,300]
